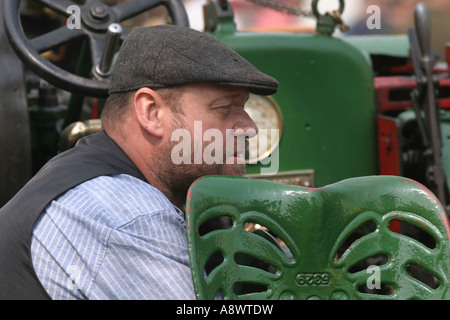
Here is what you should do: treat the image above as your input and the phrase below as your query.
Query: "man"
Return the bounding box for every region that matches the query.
[0,25,278,299]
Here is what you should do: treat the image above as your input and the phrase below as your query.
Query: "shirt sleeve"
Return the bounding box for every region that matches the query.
[89,209,195,300]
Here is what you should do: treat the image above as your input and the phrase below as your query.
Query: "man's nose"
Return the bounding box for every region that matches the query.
[233,110,258,138]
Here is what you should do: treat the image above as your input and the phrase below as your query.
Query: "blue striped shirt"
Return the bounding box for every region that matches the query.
[31,174,195,300]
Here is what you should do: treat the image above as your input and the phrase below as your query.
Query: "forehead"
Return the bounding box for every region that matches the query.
[178,83,249,105]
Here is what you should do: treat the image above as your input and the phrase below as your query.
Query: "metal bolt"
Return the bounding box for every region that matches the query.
[90,4,108,20]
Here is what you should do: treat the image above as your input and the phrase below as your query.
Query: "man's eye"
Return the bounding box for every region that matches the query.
[216,105,231,118]
[216,105,231,113]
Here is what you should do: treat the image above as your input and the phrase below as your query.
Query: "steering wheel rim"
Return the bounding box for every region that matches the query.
[3,0,190,98]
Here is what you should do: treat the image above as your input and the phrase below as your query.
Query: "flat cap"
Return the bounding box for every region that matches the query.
[109,25,278,96]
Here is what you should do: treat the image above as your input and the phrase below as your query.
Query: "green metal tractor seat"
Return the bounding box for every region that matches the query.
[186,175,450,300]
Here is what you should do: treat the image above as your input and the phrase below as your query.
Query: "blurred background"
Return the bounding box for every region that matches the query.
[184,0,450,61]
[22,0,450,60]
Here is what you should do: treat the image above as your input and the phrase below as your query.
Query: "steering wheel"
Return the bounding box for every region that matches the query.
[3,0,190,98]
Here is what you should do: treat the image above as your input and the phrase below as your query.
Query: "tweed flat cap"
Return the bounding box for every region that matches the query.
[109,25,278,95]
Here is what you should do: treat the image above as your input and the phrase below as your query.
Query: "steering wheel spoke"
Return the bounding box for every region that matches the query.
[31,26,84,53]
[34,0,76,16]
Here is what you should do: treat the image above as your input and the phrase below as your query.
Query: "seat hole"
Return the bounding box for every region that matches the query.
[214,291,224,299]
[199,215,232,237]
[334,220,377,260]
[348,254,388,274]
[234,282,268,296]
[406,263,440,289]
[357,283,394,296]
[389,219,436,249]
[204,251,224,276]
[235,252,277,275]
[244,222,294,261]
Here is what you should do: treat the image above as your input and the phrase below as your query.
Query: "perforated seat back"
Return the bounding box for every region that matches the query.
[186,175,450,300]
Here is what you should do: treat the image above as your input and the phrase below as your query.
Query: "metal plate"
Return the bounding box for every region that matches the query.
[246,169,315,187]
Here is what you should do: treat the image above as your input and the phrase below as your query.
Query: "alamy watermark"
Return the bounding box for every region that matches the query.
[366,5,381,30]
[170,121,279,175]
[66,5,81,30]
[366,265,381,290]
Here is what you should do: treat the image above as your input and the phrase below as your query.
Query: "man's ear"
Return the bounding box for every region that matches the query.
[134,88,166,138]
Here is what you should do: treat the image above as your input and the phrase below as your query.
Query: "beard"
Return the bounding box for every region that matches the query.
[151,120,246,209]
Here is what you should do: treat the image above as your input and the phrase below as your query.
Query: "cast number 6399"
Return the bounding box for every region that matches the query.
[296,273,330,286]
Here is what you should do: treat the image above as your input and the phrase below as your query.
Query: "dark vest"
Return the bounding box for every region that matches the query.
[0,131,146,299]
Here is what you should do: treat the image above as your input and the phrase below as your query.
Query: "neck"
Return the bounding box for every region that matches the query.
[146,172,186,210]
[109,129,187,210]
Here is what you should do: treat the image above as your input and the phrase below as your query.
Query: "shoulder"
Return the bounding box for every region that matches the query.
[49,174,182,229]
[31,174,190,299]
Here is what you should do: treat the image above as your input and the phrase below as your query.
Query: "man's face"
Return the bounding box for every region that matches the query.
[178,83,257,174]
[154,83,258,199]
